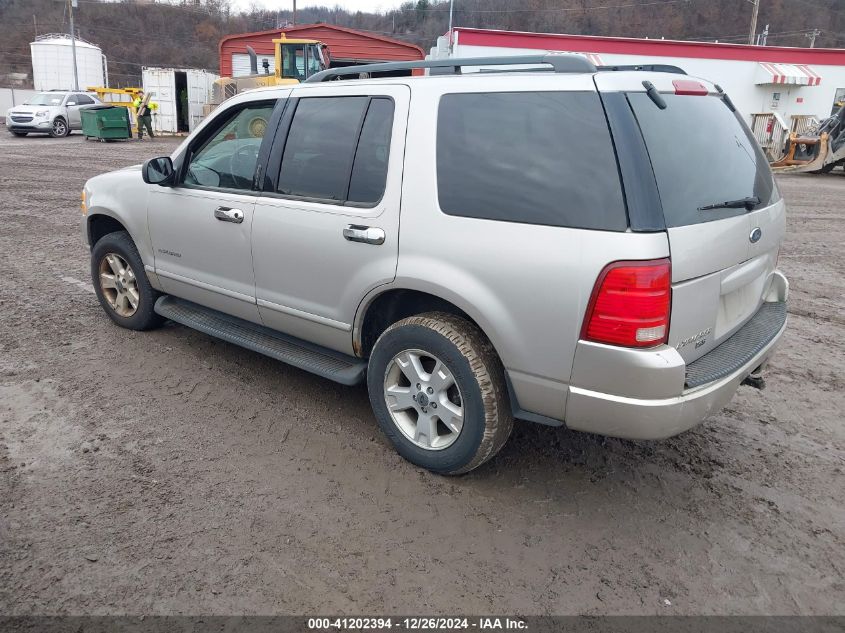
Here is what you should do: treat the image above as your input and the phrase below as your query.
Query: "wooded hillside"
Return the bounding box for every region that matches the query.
[1,0,843,88]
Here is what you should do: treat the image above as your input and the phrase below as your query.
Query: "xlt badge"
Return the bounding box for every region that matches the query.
[677,328,712,349]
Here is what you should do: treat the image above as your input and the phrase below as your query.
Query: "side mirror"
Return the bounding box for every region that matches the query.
[66,101,77,106]
[142,156,175,186]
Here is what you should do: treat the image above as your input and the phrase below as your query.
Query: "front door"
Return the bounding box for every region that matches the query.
[147,98,281,323]
[64,94,83,128]
[252,84,410,353]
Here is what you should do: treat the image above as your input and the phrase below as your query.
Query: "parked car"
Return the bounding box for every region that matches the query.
[81,55,788,474]
[5,90,102,137]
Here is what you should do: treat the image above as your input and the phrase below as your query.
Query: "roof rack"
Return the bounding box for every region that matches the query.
[304,54,597,83]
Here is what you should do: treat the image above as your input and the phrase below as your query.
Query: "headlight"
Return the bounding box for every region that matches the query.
[35,110,48,117]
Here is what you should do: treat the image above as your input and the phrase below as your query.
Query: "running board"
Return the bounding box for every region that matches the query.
[154,296,367,385]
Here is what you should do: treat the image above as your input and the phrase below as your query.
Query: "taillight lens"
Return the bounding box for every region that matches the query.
[582,259,671,348]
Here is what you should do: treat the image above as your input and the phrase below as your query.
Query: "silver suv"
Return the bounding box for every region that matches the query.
[6,90,101,137]
[81,56,788,474]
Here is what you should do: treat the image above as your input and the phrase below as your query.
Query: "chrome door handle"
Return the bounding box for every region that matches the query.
[214,206,244,224]
[343,225,385,245]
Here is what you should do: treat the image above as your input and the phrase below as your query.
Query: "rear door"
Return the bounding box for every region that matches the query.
[251,83,409,354]
[597,73,785,364]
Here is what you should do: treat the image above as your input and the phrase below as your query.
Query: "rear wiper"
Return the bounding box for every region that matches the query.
[698,196,760,211]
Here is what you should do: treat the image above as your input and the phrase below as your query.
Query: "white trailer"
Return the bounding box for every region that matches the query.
[141,67,219,134]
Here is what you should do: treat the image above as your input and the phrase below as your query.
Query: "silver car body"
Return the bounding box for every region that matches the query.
[83,69,788,440]
[5,91,101,135]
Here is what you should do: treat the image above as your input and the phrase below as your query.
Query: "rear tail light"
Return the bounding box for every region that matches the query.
[582,259,672,348]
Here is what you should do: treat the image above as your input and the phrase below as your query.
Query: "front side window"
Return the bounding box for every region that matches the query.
[184,101,276,191]
[75,94,95,105]
[436,91,628,231]
[277,96,394,205]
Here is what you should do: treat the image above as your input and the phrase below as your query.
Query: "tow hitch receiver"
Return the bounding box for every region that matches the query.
[742,364,766,390]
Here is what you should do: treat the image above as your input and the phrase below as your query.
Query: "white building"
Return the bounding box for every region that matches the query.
[430,28,845,158]
[141,68,219,134]
[30,34,107,91]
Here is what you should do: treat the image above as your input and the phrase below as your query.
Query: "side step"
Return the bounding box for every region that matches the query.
[154,296,367,386]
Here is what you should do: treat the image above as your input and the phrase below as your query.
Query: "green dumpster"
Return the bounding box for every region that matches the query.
[81,106,132,141]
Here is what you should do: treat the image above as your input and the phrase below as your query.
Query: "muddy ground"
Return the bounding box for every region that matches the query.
[0,134,842,616]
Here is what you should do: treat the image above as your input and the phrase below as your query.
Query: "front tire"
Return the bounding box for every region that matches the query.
[367,312,513,475]
[90,231,164,331]
[11,131,27,137]
[50,117,69,138]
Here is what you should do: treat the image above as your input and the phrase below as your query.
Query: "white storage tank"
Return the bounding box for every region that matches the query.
[142,67,219,134]
[30,34,106,91]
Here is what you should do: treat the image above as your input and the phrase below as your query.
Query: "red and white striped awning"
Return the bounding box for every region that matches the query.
[755,62,822,86]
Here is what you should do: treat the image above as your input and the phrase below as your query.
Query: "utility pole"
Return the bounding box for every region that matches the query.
[67,0,79,90]
[292,0,297,26]
[806,28,821,48]
[448,0,455,50]
[748,0,760,45]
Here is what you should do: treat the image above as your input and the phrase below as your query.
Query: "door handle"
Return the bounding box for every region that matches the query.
[214,206,244,224]
[343,225,385,245]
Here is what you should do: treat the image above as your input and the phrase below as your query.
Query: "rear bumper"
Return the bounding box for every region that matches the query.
[564,275,788,439]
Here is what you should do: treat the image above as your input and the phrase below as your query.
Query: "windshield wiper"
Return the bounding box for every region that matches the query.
[698,196,760,211]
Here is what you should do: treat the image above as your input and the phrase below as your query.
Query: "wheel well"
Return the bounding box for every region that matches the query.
[88,214,127,248]
[359,289,481,358]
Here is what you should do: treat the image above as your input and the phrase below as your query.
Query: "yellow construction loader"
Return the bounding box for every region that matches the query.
[210,34,329,105]
[773,102,845,173]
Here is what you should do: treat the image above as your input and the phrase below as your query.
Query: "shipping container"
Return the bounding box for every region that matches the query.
[141,67,219,134]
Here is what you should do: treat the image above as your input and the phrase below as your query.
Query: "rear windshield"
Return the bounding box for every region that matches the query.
[629,92,779,227]
[437,91,628,231]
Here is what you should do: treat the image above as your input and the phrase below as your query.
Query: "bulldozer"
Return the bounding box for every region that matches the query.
[210,33,329,105]
[772,102,845,173]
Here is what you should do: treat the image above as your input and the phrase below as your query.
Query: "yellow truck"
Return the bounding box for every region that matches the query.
[211,34,329,104]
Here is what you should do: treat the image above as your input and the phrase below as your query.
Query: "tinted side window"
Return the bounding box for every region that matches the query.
[75,94,95,105]
[184,101,276,191]
[629,92,779,227]
[436,91,628,231]
[348,98,394,204]
[277,97,369,201]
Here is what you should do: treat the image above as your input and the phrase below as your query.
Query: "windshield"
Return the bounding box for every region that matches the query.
[629,92,779,227]
[25,93,66,106]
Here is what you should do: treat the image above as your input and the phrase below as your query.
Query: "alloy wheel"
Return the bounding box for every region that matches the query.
[383,349,464,450]
[98,253,140,317]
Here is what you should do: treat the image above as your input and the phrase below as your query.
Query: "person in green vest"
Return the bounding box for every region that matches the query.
[132,91,158,140]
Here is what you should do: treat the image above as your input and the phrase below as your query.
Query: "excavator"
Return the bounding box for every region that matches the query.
[210,33,329,105]
[772,101,845,173]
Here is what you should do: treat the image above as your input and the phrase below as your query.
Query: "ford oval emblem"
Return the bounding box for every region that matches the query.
[750,227,762,244]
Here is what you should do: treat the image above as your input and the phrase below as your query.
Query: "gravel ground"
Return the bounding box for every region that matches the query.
[0,134,842,616]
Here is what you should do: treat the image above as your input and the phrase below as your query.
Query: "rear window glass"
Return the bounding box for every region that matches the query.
[436,91,628,231]
[629,93,779,227]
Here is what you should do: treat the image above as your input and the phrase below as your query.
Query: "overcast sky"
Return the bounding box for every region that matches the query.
[230,0,410,14]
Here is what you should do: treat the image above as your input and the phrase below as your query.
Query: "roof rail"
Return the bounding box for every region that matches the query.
[304,54,597,83]
[597,64,687,75]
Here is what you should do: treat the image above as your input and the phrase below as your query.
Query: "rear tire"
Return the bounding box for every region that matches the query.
[367,312,513,475]
[90,231,164,331]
